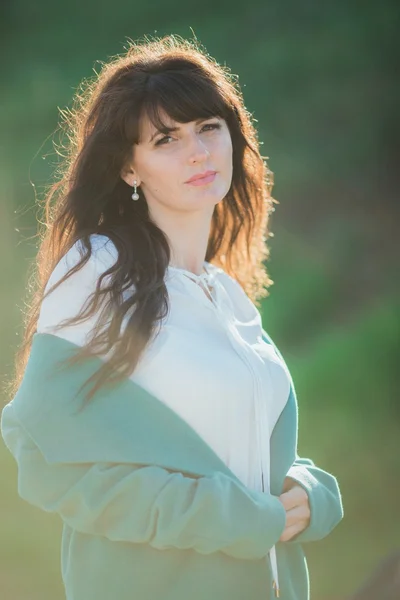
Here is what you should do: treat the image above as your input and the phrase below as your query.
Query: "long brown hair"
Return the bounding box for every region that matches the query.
[11,34,278,404]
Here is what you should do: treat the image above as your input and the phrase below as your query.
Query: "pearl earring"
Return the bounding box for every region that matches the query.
[131,180,139,201]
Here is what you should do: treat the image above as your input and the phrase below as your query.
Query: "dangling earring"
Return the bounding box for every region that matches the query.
[131,180,140,201]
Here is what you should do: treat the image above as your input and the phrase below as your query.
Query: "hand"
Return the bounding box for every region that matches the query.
[278,477,311,542]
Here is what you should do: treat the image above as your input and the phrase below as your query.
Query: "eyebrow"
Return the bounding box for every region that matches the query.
[148,117,217,143]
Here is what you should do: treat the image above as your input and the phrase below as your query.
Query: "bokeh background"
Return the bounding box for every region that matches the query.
[1,2,399,599]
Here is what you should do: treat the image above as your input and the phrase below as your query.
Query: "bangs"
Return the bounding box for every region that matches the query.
[128,70,231,144]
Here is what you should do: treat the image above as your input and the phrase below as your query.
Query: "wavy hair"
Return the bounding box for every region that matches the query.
[11,34,278,404]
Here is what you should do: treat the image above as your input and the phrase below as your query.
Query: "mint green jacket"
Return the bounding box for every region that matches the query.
[1,331,343,600]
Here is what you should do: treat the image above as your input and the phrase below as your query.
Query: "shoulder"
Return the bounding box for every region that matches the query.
[47,234,118,289]
[37,234,119,342]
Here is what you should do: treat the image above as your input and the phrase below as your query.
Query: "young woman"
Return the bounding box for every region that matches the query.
[1,35,343,600]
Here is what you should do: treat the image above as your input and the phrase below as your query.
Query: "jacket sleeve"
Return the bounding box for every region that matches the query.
[1,401,286,560]
[261,328,344,543]
[284,454,344,543]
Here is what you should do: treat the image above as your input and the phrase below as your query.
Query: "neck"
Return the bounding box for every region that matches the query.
[149,204,214,276]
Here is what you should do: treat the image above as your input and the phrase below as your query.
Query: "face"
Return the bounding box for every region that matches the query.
[122,111,233,217]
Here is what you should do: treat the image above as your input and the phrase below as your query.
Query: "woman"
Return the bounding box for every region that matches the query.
[1,35,343,600]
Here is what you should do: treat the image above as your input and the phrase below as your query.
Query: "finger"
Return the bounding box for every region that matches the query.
[279,486,301,510]
[279,485,308,510]
[284,506,310,530]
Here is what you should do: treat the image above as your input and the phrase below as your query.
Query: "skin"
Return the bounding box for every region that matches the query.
[278,477,311,541]
[120,110,233,275]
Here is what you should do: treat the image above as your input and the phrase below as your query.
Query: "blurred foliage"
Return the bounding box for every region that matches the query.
[0,1,399,599]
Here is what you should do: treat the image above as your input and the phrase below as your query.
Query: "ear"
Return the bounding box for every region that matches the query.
[120,165,141,187]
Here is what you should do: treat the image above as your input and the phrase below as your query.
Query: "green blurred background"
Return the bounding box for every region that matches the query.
[1,2,399,599]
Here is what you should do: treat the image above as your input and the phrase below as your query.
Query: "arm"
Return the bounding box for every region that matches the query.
[0,242,287,560]
[261,328,344,543]
[281,454,343,543]
[1,401,286,559]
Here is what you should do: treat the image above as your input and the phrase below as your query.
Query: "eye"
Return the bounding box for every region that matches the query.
[201,122,222,133]
[155,135,174,146]
[155,121,222,146]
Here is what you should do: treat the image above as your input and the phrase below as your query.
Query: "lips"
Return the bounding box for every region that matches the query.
[185,170,217,183]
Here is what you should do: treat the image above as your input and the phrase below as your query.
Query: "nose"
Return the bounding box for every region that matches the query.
[187,133,210,163]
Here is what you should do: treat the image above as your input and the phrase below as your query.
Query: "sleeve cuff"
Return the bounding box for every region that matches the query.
[284,463,344,544]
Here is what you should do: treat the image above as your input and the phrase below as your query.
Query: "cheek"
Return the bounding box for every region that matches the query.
[142,158,176,187]
[216,132,233,161]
